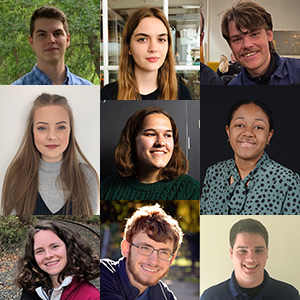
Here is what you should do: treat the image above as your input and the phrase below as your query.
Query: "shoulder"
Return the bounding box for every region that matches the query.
[200,62,223,85]
[80,163,97,180]
[177,76,194,99]
[205,159,232,175]
[267,158,300,180]
[76,280,100,299]
[101,81,119,100]
[20,290,40,300]
[11,72,32,85]
[101,174,124,186]
[269,276,299,298]
[201,279,230,300]
[228,72,243,85]
[176,174,200,187]
[69,74,92,85]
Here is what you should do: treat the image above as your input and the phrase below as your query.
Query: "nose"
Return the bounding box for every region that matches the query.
[147,250,160,264]
[45,249,53,259]
[242,36,253,50]
[242,126,254,137]
[154,134,166,146]
[148,38,158,53]
[47,33,56,43]
[246,250,257,261]
[47,129,57,140]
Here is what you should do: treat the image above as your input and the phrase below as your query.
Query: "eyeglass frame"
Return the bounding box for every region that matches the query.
[130,242,174,261]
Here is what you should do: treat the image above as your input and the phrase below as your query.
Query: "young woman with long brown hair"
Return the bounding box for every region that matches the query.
[1,93,99,215]
[101,7,194,100]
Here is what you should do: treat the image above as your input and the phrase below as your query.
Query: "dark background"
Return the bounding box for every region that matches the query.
[200,85,300,187]
[100,100,200,182]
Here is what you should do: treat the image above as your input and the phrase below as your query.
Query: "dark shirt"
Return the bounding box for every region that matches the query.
[100,76,194,100]
[201,270,300,300]
[200,62,223,85]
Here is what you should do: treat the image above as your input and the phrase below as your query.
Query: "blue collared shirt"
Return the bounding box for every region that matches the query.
[201,270,300,300]
[11,65,92,85]
[228,53,300,85]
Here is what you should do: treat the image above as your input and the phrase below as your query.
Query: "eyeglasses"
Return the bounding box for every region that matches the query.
[131,243,174,261]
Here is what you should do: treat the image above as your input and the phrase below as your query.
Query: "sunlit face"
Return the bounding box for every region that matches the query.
[34,230,68,286]
[230,232,268,288]
[33,105,71,162]
[129,17,169,74]
[121,232,175,293]
[29,18,70,66]
[228,21,273,77]
[226,103,273,165]
[135,113,174,182]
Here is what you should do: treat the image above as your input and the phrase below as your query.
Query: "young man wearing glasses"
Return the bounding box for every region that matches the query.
[100,203,183,300]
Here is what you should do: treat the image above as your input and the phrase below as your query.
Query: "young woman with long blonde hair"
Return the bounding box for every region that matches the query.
[1,93,99,215]
[101,7,193,100]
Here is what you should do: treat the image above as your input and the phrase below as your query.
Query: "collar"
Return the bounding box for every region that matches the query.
[229,270,276,298]
[125,175,170,192]
[33,65,70,85]
[35,276,74,300]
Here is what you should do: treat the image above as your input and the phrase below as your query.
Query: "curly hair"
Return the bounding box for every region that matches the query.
[114,106,188,180]
[15,220,99,294]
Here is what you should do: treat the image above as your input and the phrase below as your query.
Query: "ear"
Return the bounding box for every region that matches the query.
[29,36,34,50]
[225,125,230,139]
[267,129,274,143]
[200,33,204,47]
[66,33,71,48]
[121,239,130,258]
[267,30,273,42]
[230,247,233,259]
[169,252,177,266]
[129,49,132,55]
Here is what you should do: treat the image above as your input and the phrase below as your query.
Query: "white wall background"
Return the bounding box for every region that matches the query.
[201,0,300,62]
[200,215,300,296]
[0,86,100,213]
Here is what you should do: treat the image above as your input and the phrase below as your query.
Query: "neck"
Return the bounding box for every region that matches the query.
[235,156,261,180]
[36,59,66,85]
[236,271,264,289]
[136,168,161,184]
[50,275,60,289]
[134,68,158,95]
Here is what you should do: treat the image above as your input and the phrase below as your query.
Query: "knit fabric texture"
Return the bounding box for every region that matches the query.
[100,173,200,200]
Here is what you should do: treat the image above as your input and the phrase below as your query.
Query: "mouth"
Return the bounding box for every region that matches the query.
[146,57,160,62]
[243,264,259,270]
[45,145,59,149]
[150,150,167,155]
[238,140,256,147]
[45,260,59,267]
[45,48,59,52]
[243,51,258,59]
[141,265,159,273]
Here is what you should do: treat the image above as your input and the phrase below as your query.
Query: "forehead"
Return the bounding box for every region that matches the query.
[33,17,65,32]
[232,103,269,121]
[132,231,174,249]
[233,232,266,248]
[34,105,69,122]
[33,229,64,248]
[133,17,167,35]
[142,113,172,129]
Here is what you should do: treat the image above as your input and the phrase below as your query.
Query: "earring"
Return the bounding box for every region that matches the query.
[227,139,230,144]
[267,142,270,147]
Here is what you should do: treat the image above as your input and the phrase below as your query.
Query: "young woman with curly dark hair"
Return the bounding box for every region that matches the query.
[100,106,200,200]
[15,220,100,300]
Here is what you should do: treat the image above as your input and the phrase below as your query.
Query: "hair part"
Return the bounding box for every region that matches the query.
[124,203,184,253]
[15,220,99,294]
[230,218,269,249]
[117,7,178,100]
[30,6,69,37]
[114,106,188,180]
[227,99,274,132]
[1,93,99,215]
[221,0,275,53]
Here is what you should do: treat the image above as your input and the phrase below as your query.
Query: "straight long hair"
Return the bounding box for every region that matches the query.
[118,7,178,100]
[1,93,99,215]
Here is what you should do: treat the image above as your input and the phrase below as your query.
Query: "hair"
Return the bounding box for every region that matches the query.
[124,203,183,253]
[229,218,269,249]
[114,106,188,180]
[15,220,99,294]
[227,99,274,132]
[221,0,275,53]
[200,9,205,34]
[30,6,69,37]
[1,93,99,215]
[218,54,229,74]
[117,7,178,100]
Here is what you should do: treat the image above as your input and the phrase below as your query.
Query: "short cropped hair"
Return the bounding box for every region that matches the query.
[115,107,189,180]
[124,203,184,253]
[229,218,269,249]
[221,0,275,53]
[30,6,69,37]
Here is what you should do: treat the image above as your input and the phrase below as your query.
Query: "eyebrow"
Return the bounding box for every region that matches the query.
[35,29,65,34]
[236,246,266,250]
[143,128,173,133]
[35,121,68,126]
[233,117,267,124]
[34,242,59,252]
[134,33,168,38]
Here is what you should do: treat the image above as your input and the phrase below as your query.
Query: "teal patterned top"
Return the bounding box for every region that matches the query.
[201,152,300,215]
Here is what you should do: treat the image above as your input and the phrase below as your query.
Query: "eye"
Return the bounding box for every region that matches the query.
[58,125,66,130]
[37,126,46,131]
[52,245,59,249]
[38,33,46,37]
[140,246,151,251]
[138,37,147,42]
[254,126,263,130]
[232,38,241,43]
[54,32,64,37]
[165,134,172,138]
[159,38,167,42]
[145,133,156,136]
[235,124,244,128]
[35,249,44,254]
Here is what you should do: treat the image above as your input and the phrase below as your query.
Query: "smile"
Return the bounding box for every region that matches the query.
[146,57,160,62]
[141,265,159,273]
[244,51,257,58]
[46,145,59,149]
[244,264,259,269]
[238,141,255,147]
[45,260,59,266]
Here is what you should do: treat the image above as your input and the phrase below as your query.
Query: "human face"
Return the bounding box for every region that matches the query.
[230,232,268,288]
[34,230,68,287]
[121,232,175,293]
[129,17,168,75]
[33,105,71,162]
[228,21,273,77]
[135,113,174,182]
[226,103,273,165]
[29,18,70,66]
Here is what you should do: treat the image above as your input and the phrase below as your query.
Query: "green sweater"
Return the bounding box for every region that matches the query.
[100,174,200,200]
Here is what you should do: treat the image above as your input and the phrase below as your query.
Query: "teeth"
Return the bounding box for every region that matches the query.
[142,265,158,272]
[152,151,165,154]
[245,52,257,57]
[244,265,257,269]
[46,261,58,266]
